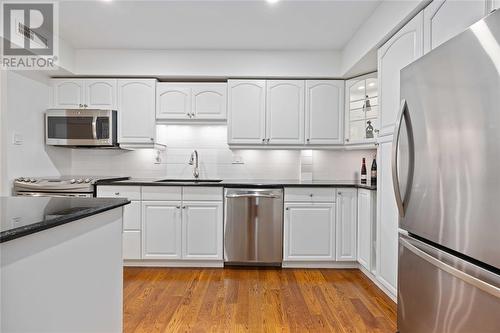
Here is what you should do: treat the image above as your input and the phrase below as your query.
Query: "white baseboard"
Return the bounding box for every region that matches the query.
[282,261,358,269]
[124,260,223,268]
[358,265,397,302]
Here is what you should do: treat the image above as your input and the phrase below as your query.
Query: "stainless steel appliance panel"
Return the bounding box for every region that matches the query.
[398,234,500,333]
[45,109,117,147]
[395,10,500,268]
[224,188,283,265]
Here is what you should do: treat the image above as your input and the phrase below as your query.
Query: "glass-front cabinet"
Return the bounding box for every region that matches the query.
[345,72,379,146]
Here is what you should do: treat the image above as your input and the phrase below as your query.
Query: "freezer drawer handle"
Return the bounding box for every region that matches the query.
[401,237,500,299]
[226,193,280,199]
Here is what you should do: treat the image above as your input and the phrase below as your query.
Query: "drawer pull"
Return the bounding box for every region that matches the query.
[309,193,313,197]
[115,192,120,195]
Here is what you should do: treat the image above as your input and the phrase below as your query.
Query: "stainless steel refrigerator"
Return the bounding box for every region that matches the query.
[394,10,500,333]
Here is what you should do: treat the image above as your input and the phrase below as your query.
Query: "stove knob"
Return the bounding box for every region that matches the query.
[84,178,91,183]
[16,177,23,182]
[76,179,83,184]
[30,178,37,183]
[21,177,28,182]
[70,179,76,184]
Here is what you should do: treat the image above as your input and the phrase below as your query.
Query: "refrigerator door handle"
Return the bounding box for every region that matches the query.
[400,237,500,299]
[392,99,407,216]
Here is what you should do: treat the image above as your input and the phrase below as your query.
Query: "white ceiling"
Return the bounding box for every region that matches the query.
[59,0,381,50]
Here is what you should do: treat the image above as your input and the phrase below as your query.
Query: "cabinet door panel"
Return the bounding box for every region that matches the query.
[424,0,488,53]
[142,201,182,259]
[378,12,423,137]
[284,203,335,261]
[156,84,191,120]
[376,139,398,295]
[85,79,117,109]
[336,189,357,261]
[117,79,156,144]
[52,79,84,108]
[357,189,375,271]
[227,80,266,144]
[123,201,141,230]
[192,83,227,120]
[182,202,223,260]
[305,80,344,145]
[266,80,305,144]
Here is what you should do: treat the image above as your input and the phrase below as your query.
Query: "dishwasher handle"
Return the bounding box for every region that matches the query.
[226,193,281,199]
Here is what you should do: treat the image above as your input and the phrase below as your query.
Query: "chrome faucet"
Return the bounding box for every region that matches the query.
[188,150,200,179]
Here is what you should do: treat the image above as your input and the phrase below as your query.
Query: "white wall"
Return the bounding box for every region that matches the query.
[1,71,71,195]
[73,49,342,78]
[70,124,374,181]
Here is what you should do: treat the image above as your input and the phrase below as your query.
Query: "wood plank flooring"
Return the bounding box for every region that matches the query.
[123,267,396,333]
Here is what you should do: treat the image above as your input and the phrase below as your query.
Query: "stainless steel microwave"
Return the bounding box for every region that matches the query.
[45,109,118,147]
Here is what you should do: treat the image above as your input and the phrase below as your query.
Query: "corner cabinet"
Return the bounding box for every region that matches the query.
[117,79,157,145]
[335,188,357,261]
[377,12,423,137]
[305,80,344,145]
[156,83,227,121]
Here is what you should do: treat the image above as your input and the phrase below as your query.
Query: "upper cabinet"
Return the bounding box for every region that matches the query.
[227,80,266,144]
[156,83,227,121]
[378,12,423,137]
[52,79,117,109]
[117,79,157,145]
[423,0,491,53]
[266,80,305,145]
[305,80,344,145]
[345,73,378,145]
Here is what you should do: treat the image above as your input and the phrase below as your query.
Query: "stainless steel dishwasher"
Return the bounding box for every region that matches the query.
[224,188,283,266]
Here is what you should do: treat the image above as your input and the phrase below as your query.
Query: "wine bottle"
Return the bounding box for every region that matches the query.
[371,158,377,186]
[361,158,367,184]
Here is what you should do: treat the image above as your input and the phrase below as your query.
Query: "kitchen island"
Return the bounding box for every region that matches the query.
[0,196,129,333]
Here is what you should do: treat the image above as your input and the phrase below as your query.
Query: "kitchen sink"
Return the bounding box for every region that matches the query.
[155,179,223,183]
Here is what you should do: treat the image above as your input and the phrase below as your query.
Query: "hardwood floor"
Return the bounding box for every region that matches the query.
[123,267,396,333]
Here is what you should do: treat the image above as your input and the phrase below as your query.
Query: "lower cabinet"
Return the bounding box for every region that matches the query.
[182,201,223,260]
[142,201,182,259]
[122,201,142,260]
[357,189,376,272]
[284,203,336,261]
[335,188,358,261]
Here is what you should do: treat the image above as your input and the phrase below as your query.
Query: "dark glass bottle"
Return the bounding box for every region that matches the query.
[361,158,367,184]
[371,158,377,186]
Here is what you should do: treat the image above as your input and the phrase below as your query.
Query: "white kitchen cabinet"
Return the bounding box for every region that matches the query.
[156,83,227,120]
[123,230,141,260]
[335,188,357,261]
[156,83,192,120]
[142,201,182,259]
[182,201,223,260]
[305,80,344,145]
[357,188,376,272]
[284,203,336,261]
[423,0,490,54]
[227,80,267,144]
[266,80,305,144]
[376,137,398,295]
[84,79,117,109]
[117,79,156,145]
[191,83,227,120]
[378,12,423,137]
[52,79,117,109]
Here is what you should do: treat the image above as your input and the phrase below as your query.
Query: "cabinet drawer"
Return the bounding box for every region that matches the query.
[123,230,141,260]
[182,187,222,201]
[142,186,182,201]
[97,185,141,200]
[123,201,141,230]
[284,187,336,202]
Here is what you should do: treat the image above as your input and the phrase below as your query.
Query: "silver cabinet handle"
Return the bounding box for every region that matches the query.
[226,193,280,199]
[262,138,266,143]
[309,193,313,197]
[84,104,88,108]
[306,138,310,143]
[400,236,500,298]
[285,207,289,210]
[187,113,192,118]
[266,138,270,143]
[191,112,195,117]
[176,205,181,209]
[114,192,120,195]
[182,206,186,209]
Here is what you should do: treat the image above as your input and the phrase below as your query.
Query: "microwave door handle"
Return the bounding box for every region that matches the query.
[92,116,97,140]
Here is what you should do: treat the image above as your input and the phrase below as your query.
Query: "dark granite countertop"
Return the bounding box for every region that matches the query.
[96,178,377,190]
[0,197,130,243]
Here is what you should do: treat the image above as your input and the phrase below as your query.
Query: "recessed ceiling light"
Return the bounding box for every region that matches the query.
[358,86,364,90]
[368,82,375,87]
[267,0,280,4]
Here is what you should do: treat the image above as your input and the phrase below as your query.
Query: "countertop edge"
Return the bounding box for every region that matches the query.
[0,199,131,244]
